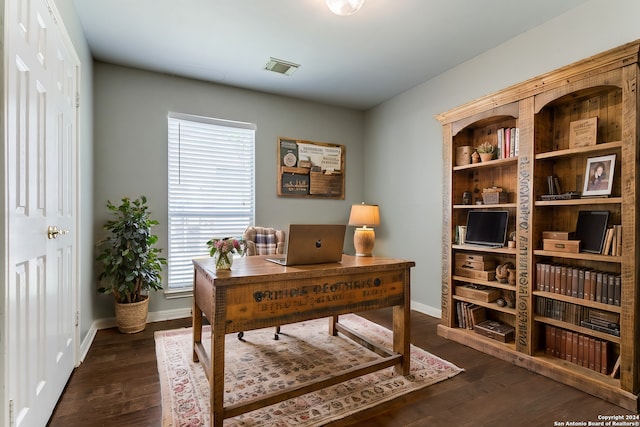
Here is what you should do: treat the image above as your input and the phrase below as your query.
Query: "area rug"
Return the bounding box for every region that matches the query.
[155,314,463,426]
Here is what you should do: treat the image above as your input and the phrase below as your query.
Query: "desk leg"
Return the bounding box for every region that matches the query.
[192,288,203,363]
[211,314,225,427]
[329,315,339,336]
[393,269,411,376]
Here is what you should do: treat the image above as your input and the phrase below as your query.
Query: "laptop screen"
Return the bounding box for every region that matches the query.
[465,210,509,247]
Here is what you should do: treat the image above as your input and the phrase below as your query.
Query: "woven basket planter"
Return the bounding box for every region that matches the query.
[115,295,149,333]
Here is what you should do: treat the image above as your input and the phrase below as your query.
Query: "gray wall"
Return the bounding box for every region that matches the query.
[365,0,640,315]
[54,0,640,336]
[92,63,366,318]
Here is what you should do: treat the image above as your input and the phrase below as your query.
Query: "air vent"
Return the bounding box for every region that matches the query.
[264,57,300,76]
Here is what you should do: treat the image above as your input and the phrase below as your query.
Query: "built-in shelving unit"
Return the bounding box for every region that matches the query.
[436,40,640,412]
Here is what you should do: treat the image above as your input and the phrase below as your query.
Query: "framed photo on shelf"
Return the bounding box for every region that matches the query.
[582,154,616,197]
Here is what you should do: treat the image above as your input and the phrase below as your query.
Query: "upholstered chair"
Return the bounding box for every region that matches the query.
[242,226,286,256]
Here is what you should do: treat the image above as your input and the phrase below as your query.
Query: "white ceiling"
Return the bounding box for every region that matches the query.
[73,0,588,110]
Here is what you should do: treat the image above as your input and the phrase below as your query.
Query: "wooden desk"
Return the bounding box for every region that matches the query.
[192,255,415,427]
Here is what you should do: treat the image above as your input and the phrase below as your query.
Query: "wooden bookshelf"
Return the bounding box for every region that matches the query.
[437,40,640,412]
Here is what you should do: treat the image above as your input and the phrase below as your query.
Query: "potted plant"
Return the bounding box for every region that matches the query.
[96,196,166,333]
[476,141,495,162]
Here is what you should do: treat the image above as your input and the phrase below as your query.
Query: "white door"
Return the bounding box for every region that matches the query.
[5,0,79,425]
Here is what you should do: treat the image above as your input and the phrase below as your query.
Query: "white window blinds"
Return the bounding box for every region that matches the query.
[167,112,255,290]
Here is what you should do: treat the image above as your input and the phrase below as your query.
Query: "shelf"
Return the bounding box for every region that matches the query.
[535,316,621,344]
[453,203,517,209]
[453,275,517,292]
[453,156,517,171]
[437,325,517,352]
[453,244,516,255]
[535,197,622,207]
[535,141,622,160]
[534,291,622,313]
[533,249,622,263]
[453,295,516,315]
[533,352,621,388]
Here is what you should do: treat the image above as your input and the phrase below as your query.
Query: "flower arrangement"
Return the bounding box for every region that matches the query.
[476,141,495,154]
[206,237,244,270]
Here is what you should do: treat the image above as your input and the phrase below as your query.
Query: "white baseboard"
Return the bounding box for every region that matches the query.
[411,300,441,319]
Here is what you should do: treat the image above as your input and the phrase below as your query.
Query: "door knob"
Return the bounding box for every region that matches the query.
[47,225,69,239]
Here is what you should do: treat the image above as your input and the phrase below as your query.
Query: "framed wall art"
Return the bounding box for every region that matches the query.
[277,137,345,199]
[582,154,616,197]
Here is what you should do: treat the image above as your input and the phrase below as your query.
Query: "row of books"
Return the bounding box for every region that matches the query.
[545,325,611,375]
[601,225,622,256]
[496,127,519,159]
[535,297,620,336]
[535,263,621,306]
[455,301,486,329]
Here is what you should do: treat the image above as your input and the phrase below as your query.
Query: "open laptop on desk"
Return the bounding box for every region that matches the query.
[462,210,509,249]
[266,224,346,266]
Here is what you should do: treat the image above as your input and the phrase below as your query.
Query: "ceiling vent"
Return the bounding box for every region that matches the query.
[264,58,300,76]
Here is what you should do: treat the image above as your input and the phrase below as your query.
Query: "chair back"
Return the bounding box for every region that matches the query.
[243,226,285,256]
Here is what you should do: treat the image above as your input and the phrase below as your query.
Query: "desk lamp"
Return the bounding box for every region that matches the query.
[348,203,380,256]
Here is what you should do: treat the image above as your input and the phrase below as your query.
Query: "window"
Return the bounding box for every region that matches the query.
[167,112,255,291]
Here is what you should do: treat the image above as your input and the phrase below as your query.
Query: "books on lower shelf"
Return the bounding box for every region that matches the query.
[536,297,620,337]
[545,325,611,375]
[455,301,487,329]
[535,263,621,306]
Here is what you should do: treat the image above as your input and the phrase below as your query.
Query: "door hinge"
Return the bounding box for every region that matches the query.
[76,93,80,109]
[9,399,14,426]
[75,311,79,327]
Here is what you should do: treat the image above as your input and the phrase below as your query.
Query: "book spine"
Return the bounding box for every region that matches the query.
[607,275,615,305]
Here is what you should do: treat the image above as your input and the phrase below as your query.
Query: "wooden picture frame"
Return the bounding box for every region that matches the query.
[277,137,345,199]
[582,154,616,197]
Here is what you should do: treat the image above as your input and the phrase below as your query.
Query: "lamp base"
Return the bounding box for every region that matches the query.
[353,227,375,257]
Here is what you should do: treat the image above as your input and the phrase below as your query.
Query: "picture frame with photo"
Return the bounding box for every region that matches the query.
[582,154,616,197]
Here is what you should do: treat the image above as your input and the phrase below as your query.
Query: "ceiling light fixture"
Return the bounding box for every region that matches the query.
[326,0,365,16]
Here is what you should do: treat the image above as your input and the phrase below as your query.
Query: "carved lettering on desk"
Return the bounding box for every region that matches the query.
[254,277,383,304]
[224,272,404,327]
[517,155,530,352]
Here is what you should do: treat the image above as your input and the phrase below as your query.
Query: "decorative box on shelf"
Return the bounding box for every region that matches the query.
[455,285,501,302]
[543,239,580,253]
[474,320,515,342]
[455,253,495,271]
[482,187,508,204]
[542,231,572,240]
[454,268,496,281]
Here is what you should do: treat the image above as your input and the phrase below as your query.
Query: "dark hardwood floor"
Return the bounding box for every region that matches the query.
[48,308,634,426]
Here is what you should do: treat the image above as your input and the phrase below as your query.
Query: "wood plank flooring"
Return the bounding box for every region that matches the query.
[48,309,634,426]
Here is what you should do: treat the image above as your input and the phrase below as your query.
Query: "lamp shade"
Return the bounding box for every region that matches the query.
[348,204,380,227]
[326,0,365,16]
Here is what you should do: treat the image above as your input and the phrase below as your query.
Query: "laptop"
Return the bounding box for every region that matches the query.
[266,224,346,266]
[463,210,509,248]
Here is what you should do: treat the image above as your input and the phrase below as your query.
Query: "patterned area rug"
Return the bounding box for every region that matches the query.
[155,314,463,426]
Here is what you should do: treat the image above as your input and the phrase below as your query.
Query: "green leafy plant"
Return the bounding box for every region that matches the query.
[96,196,166,303]
[476,141,495,154]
